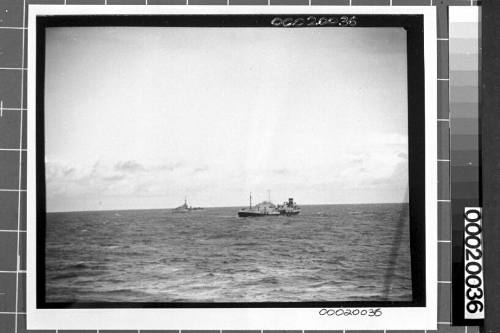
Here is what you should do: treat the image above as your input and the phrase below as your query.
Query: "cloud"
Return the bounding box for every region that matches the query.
[45,158,191,200]
[350,158,364,165]
[46,162,75,181]
[102,174,127,181]
[45,140,409,211]
[114,160,145,173]
[193,166,209,173]
[397,152,408,159]
[357,158,408,190]
[112,160,185,174]
[272,168,289,175]
[155,162,184,171]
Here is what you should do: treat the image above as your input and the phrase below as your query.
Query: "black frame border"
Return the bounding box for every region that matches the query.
[35,13,426,309]
[482,1,500,332]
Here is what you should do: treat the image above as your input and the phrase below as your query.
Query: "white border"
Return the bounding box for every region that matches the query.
[27,5,437,330]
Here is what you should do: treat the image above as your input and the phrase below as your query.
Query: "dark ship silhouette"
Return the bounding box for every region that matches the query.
[277,197,301,216]
[238,193,300,217]
[173,197,203,212]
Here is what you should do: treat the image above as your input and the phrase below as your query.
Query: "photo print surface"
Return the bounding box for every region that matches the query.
[43,25,411,304]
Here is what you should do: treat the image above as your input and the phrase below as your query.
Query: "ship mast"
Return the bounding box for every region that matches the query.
[249,192,252,209]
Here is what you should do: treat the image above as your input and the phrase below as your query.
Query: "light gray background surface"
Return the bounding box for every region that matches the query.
[0,0,479,332]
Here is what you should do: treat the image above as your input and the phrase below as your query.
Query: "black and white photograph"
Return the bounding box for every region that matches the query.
[26,5,439,330]
[27,8,438,330]
[42,22,414,304]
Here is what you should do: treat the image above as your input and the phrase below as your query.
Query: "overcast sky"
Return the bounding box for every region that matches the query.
[45,27,408,212]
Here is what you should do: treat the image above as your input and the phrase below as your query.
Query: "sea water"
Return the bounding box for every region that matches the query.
[46,203,412,302]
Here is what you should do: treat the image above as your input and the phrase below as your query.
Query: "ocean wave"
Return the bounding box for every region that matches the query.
[66,262,109,270]
[45,204,412,302]
[49,272,81,280]
[258,276,280,284]
[232,242,261,247]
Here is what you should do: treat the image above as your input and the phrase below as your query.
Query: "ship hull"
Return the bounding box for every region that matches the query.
[279,210,300,216]
[238,211,280,217]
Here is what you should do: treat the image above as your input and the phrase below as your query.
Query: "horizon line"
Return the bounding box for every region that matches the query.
[47,201,410,214]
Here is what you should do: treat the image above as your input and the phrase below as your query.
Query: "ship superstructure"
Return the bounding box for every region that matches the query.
[237,193,300,217]
[277,198,301,216]
[173,197,203,212]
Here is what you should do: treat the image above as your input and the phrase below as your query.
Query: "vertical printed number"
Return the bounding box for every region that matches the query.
[464,207,485,319]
